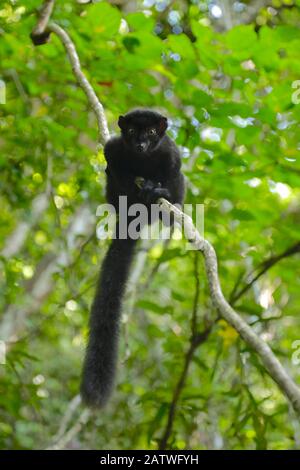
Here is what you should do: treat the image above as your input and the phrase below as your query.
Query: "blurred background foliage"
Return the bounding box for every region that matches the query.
[1,0,300,450]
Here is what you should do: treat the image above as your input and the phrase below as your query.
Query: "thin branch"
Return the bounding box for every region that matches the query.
[191,252,200,337]
[220,0,234,31]
[122,245,150,361]
[30,1,110,146]
[0,206,95,342]
[3,69,30,107]
[30,0,54,45]
[47,408,91,450]
[0,147,53,259]
[159,328,212,450]
[1,193,49,259]
[159,253,211,450]
[49,394,83,446]
[47,23,110,146]
[228,270,244,305]
[230,241,300,304]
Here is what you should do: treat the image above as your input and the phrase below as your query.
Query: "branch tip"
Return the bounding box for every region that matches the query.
[31,0,55,46]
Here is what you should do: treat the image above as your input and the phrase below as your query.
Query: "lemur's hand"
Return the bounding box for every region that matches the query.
[138,179,171,204]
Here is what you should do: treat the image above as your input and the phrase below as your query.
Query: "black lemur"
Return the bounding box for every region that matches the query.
[81,109,185,407]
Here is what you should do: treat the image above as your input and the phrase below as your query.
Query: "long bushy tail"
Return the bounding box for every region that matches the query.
[81,235,137,407]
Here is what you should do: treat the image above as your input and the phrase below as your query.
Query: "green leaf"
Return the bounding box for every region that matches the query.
[126,12,155,32]
[226,25,257,59]
[84,2,121,39]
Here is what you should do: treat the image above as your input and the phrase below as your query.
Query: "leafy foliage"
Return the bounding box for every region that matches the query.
[0,0,300,450]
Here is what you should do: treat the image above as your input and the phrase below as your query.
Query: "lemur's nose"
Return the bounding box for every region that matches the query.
[136,142,146,152]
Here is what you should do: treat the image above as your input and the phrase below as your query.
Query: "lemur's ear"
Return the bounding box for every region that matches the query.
[158,116,168,134]
[118,115,126,130]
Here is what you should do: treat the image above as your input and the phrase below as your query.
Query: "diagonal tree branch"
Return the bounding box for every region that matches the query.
[158,239,300,447]
[154,198,300,415]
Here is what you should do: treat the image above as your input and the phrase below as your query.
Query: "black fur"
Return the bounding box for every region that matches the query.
[81,109,185,407]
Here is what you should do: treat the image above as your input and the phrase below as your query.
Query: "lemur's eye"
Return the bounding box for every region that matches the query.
[128,128,135,135]
[148,128,157,135]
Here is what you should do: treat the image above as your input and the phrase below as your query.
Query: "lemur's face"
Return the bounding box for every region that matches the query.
[118,110,168,154]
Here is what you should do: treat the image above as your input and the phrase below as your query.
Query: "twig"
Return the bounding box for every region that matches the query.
[159,327,212,450]
[51,394,82,445]
[0,206,94,342]
[159,252,211,449]
[1,193,49,259]
[30,0,54,45]
[30,1,110,146]
[191,252,200,337]
[47,23,109,146]
[47,408,91,450]
[230,241,300,304]
[123,246,150,361]
[4,69,29,106]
